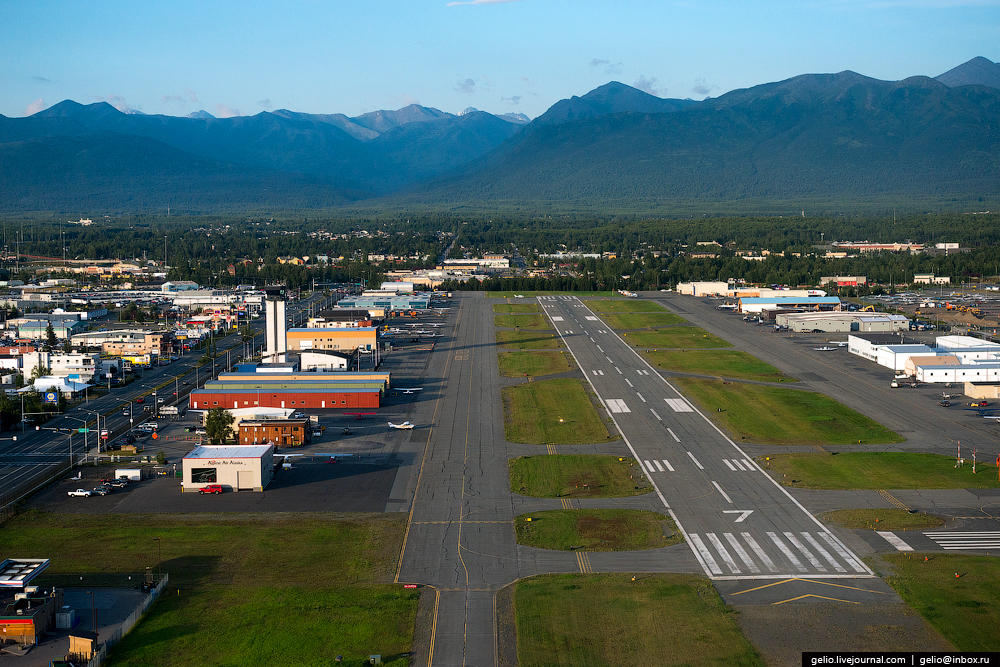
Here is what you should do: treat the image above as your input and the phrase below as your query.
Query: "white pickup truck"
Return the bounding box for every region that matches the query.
[67,489,92,497]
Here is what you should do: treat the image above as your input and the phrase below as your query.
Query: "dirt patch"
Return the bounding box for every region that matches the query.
[734,603,953,666]
[576,514,630,547]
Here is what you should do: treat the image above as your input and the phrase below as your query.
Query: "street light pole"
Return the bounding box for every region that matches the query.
[87,590,96,639]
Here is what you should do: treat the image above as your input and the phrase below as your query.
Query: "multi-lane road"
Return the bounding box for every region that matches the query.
[537,295,874,581]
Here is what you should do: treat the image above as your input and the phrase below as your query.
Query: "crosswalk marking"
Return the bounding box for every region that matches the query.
[606,399,630,413]
[732,459,747,471]
[585,316,598,321]
[644,460,654,472]
[767,532,807,572]
[687,451,704,470]
[653,460,665,472]
[551,316,564,321]
[662,459,674,472]
[591,370,605,376]
[636,369,649,375]
[877,531,914,551]
[925,531,1000,549]
[689,534,723,575]
[802,532,846,572]
[723,459,737,471]
[706,533,741,574]
[664,398,693,413]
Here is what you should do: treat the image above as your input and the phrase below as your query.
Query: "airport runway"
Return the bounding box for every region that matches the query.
[396,292,519,667]
[537,295,878,583]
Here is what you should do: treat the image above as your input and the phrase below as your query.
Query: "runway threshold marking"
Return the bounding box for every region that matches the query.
[877,531,914,551]
[662,459,675,471]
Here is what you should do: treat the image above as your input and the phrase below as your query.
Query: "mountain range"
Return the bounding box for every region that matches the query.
[2,56,999,213]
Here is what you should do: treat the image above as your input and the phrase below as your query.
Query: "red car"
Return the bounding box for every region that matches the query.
[135,397,144,404]
[972,400,989,407]
[199,484,224,494]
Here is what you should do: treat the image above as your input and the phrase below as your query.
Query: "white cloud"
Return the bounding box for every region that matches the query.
[455,78,476,94]
[501,95,522,105]
[216,103,242,118]
[691,79,718,96]
[447,0,525,5]
[257,98,272,109]
[163,89,201,107]
[633,75,664,97]
[590,59,623,76]
[23,98,46,116]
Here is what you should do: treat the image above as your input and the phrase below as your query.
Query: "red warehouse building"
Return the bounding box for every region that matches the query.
[190,387,381,410]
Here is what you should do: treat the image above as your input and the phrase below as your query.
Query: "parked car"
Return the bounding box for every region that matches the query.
[199,484,224,495]
[195,428,207,435]
[91,487,109,496]
[971,400,989,407]
[68,489,92,497]
[939,401,951,407]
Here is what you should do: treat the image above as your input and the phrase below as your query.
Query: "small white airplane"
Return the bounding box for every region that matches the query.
[388,421,415,430]
[514,294,525,298]
[831,341,849,347]
[426,323,445,328]
[398,388,423,394]
[813,346,836,351]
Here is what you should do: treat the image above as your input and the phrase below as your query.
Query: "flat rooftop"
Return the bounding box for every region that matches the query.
[184,445,273,459]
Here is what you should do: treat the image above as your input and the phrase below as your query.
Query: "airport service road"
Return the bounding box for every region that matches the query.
[538,295,874,582]
[396,293,518,667]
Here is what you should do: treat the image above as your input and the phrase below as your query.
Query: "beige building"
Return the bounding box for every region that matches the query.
[285,327,377,352]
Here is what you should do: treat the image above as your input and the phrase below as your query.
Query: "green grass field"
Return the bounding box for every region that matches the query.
[642,349,795,382]
[1,511,416,667]
[583,299,666,313]
[761,452,1000,489]
[675,377,903,446]
[493,303,542,314]
[502,378,615,444]
[495,330,564,350]
[515,573,765,667]
[820,508,944,530]
[881,553,1000,651]
[509,455,650,498]
[623,327,732,348]
[598,312,687,329]
[498,351,574,377]
[515,509,681,551]
[494,313,551,330]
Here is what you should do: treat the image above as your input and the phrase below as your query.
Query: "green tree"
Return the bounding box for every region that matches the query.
[45,322,57,348]
[204,407,234,445]
[29,364,51,382]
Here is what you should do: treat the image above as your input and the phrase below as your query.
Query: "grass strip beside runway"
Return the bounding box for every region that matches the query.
[502,378,616,444]
[643,349,796,382]
[881,553,1000,651]
[623,327,732,349]
[3,511,416,667]
[597,311,688,328]
[583,299,666,313]
[509,455,651,498]
[486,291,614,298]
[493,303,542,314]
[496,330,565,350]
[494,313,552,330]
[761,452,1000,489]
[674,377,903,445]
[515,509,682,551]
[498,351,574,377]
[819,508,944,530]
[515,573,765,667]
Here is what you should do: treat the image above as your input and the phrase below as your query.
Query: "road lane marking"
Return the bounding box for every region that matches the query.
[636,392,646,403]
[653,460,665,472]
[725,533,761,574]
[767,532,808,572]
[615,367,622,374]
[707,533,741,574]
[596,345,604,352]
[666,428,680,442]
[689,534,723,575]
[711,481,733,504]
[723,459,737,471]
[606,356,613,363]
[625,379,634,387]
[662,459,674,471]
[687,451,704,469]
[741,533,778,572]
[803,532,847,572]
[723,510,754,523]
[819,533,869,572]
[664,398,693,412]
[650,409,662,421]
[784,532,826,571]
[590,337,594,342]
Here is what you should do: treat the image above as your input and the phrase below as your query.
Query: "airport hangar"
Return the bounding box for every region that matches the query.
[774,311,909,333]
[181,444,275,493]
[188,371,391,410]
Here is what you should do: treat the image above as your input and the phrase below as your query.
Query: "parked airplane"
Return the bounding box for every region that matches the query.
[388,421,415,430]
[831,341,849,347]
[514,295,525,298]
[397,388,423,394]
[813,346,836,351]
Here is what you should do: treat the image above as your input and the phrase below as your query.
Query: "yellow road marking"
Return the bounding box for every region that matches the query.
[878,489,911,511]
[731,578,888,596]
[774,594,860,605]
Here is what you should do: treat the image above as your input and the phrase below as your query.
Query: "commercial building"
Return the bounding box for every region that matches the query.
[238,418,312,447]
[774,312,908,333]
[335,295,430,310]
[181,444,274,492]
[738,296,841,314]
[188,371,389,410]
[819,276,867,286]
[71,329,175,358]
[286,327,377,353]
[21,351,102,382]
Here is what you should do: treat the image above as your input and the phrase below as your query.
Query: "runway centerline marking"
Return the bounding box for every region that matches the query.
[650,409,662,421]
[687,451,704,469]
[712,481,733,504]
[667,427,680,442]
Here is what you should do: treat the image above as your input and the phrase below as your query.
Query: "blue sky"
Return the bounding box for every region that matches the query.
[2,0,997,120]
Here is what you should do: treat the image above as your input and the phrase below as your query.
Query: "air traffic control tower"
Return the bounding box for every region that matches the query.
[262,285,288,364]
